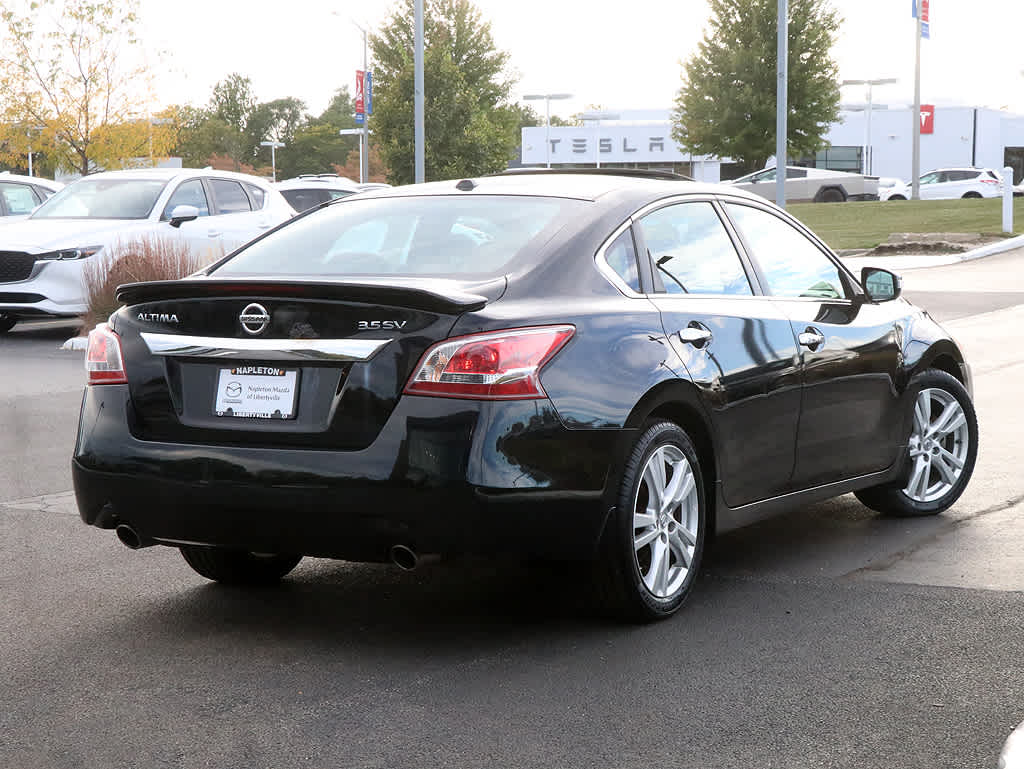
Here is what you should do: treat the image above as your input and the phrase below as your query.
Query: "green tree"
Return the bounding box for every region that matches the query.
[249,97,306,166]
[672,0,841,169]
[0,0,171,176]
[370,0,518,184]
[276,87,361,179]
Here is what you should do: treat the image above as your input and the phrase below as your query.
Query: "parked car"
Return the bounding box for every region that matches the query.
[0,172,63,223]
[882,168,1005,200]
[725,166,879,202]
[275,174,362,213]
[73,170,978,621]
[0,168,292,333]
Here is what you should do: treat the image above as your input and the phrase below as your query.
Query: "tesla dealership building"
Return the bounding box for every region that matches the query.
[519,105,1024,184]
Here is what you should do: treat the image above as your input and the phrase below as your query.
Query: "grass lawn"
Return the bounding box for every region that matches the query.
[786,197,1024,250]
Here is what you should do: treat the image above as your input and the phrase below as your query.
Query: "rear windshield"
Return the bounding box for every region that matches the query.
[213,195,583,278]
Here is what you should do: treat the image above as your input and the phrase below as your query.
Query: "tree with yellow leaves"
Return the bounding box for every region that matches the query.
[0,0,173,177]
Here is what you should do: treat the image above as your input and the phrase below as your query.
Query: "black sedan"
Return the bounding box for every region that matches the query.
[73,171,978,621]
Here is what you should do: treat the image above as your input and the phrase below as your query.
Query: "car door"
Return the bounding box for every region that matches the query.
[918,171,947,200]
[722,201,904,489]
[158,177,221,261]
[206,178,263,253]
[636,198,803,507]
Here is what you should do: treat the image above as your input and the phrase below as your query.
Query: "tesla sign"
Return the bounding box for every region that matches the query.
[920,105,935,135]
[521,126,696,164]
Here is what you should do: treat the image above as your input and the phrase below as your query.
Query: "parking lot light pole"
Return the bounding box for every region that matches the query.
[776,0,788,208]
[414,0,425,183]
[523,93,573,167]
[260,141,285,182]
[840,78,898,175]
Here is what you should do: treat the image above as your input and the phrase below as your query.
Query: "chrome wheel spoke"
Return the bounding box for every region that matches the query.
[929,401,965,439]
[645,538,670,595]
[633,512,657,530]
[634,527,660,551]
[905,456,930,500]
[904,388,970,503]
[932,452,959,486]
[668,530,691,568]
[937,446,964,471]
[914,394,930,436]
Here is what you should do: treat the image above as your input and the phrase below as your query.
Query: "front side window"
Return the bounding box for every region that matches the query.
[725,204,846,300]
[214,195,582,278]
[919,172,941,185]
[602,228,641,293]
[0,183,39,215]
[162,179,210,219]
[31,178,167,219]
[637,202,752,296]
[210,179,251,214]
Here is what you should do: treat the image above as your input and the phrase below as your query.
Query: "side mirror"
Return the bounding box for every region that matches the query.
[861,267,901,302]
[168,204,199,228]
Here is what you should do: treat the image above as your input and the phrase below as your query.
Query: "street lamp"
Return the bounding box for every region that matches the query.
[840,78,898,175]
[523,92,573,168]
[580,110,620,169]
[260,140,285,182]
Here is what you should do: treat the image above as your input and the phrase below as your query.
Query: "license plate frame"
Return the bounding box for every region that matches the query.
[214,365,300,420]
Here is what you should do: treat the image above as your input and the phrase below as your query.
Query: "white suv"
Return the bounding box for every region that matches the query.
[0,168,293,332]
[882,168,1004,200]
[275,174,362,213]
[0,172,63,222]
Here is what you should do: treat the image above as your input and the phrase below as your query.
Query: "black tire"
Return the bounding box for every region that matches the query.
[820,187,846,203]
[888,195,907,201]
[594,421,707,622]
[962,191,983,199]
[0,314,17,334]
[855,369,978,517]
[180,545,302,585]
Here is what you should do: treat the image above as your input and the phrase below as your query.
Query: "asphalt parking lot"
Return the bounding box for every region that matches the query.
[1,249,1022,768]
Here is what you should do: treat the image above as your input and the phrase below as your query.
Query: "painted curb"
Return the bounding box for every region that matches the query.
[956,233,1024,263]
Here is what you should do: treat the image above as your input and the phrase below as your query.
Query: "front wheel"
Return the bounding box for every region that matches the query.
[180,545,302,585]
[595,421,706,621]
[0,314,17,334]
[855,370,978,516]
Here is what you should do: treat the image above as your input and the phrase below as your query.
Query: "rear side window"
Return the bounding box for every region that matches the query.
[0,183,39,215]
[214,195,583,278]
[726,204,846,300]
[602,229,641,293]
[637,202,752,295]
[210,179,252,214]
[247,184,266,209]
[280,188,331,212]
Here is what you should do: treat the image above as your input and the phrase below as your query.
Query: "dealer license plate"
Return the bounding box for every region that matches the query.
[214,365,299,419]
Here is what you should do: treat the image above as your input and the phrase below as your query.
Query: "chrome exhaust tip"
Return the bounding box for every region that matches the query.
[389,544,418,571]
[115,524,154,550]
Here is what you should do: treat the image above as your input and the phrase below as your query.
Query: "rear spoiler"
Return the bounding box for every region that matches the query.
[115,278,493,314]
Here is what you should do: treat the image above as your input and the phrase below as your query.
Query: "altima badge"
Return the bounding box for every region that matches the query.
[239,303,271,335]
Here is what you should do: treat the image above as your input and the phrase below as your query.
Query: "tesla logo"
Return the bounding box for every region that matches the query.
[920,105,935,134]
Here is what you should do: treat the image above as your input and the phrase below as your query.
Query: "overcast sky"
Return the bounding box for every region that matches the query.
[72,0,1024,119]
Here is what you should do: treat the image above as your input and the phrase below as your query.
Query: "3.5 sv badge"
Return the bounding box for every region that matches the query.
[357,320,407,330]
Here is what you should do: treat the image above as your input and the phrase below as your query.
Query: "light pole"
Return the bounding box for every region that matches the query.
[840,78,898,175]
[523,93,573,167]
[353,20,370,184]
[339,128,372,179]
[580,110,620,168]
[776,0,788,208]
[260,140,285,182]
[26,124,45,177]
[414,0,424,183]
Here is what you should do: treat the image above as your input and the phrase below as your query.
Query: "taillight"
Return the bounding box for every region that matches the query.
[85,323,127,385]
[404,325,575,400]
[981,178,999,184]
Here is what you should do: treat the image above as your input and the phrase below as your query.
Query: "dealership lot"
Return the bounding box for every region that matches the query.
[1,250,1023,767]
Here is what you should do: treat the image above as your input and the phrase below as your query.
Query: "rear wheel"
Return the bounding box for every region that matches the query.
[595,421,706,622]
[820,187,846,203]
[887,194,907,201]
[962,191,982,199]
[855,370,977,516]
[180,545,302,585]
[0,314,17,334]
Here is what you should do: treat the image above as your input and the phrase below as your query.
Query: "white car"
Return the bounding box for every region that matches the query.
[882,168,1005,200]
[725,166,879,203]
[275,174,362,213]
[0,168,293,333]
[0,172,63,223]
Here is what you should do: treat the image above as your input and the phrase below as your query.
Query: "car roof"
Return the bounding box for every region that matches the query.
[75,168,274,186]
[353,172,767,206]
[276,175,361,191]
[0,171,63,190]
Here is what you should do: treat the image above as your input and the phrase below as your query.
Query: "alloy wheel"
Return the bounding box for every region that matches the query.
[904,388,970,503]
[633,445,700,598]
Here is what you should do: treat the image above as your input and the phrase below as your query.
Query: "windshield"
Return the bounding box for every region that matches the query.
[31,178,168,219]
[214,195,583,278]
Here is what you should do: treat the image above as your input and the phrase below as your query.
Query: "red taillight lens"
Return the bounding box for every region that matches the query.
[404,325,575,400]
[85,323,127,385]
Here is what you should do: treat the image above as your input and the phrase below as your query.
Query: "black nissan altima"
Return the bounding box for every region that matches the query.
[73,170,978,621]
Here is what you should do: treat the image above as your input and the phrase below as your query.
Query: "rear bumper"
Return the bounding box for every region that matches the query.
[73,385,624,561]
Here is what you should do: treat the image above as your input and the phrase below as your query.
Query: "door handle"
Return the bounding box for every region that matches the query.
[798,327,825,351]
[678,324,713,348]
[207,230,223,238]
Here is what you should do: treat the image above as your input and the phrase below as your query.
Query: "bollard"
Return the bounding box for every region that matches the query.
[1003,166,1015,234]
